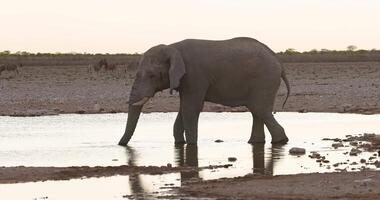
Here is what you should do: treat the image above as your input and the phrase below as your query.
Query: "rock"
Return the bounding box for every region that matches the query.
[322,160,330,163]
[228,157,237,162]
[349,148,362,156]
[167,163,172,168]
[214,139,224,143]
[298,108,307,113]
[360,159,366,163]
[309,152,321,159]
[374,160,380,168]
[332,142,344,148]
[349,141,358,146]
[372,135,380,145]
[289,147,306,155]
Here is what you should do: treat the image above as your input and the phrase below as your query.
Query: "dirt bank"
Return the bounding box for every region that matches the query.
[181,171,380,200]
[0,62,379,116]
[0,164,232,184]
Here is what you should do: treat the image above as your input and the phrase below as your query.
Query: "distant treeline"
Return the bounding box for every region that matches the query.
[277,49,380,63]
[0,52,141,66]
[1,49,380,66]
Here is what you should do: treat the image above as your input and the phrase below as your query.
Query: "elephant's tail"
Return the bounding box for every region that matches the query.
[281,69,290,108]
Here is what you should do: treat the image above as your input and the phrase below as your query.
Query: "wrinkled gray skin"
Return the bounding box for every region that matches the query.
[119,37,290,146]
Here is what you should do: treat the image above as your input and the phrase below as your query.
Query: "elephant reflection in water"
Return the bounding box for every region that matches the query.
[252,144,283,175]
[123,144,284,197]
[175,144,284,181]
[125,146,147,199]
[175,144,200,183]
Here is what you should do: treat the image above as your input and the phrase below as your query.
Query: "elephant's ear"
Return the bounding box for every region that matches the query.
[167,47,186,94]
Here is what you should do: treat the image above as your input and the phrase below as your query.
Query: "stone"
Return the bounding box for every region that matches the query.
[167,163,172,168]
[228,157,237,162]
[214,139,224,143]
[349,148,362,156]
[349,141,358,146]
[289,147,306,155]
[309,152,321,159]
[332,142,344,148]
[372,135,380,145]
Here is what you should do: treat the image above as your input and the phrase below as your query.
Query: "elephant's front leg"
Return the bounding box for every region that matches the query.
[248,113,265,143]
[173,111,185,144]
[180,92,205,144]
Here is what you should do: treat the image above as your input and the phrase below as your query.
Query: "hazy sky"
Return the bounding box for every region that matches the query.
[1,0,379,53]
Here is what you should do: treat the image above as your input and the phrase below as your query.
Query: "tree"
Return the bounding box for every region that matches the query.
[347,45,357,51]
[0,50,11,55]
[285,48,298,54]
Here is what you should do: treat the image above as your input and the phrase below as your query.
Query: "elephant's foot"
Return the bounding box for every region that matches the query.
[118,141,128,146]
[248,138,265,144]
[271,136,289,144]
[118,136,131,146]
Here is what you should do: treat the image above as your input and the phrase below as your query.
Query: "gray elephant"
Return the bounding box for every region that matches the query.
[118,37,290,146]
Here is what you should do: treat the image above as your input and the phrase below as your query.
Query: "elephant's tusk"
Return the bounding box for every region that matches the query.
[132,97,150,106]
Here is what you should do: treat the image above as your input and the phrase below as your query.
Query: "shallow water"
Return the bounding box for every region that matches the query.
[0,112,379,199]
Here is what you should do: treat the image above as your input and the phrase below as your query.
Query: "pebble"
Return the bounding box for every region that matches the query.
[349,148,362,156]
[360,159,366,163]
[332,142,344,148]
[289,147,306,155]
[373,135,380,144]
[349,141,358,146]
[214,139,224,143]
[309,152,321,159]
[228,157,237,162]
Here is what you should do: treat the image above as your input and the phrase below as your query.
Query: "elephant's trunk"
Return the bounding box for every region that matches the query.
[118,104,143,146]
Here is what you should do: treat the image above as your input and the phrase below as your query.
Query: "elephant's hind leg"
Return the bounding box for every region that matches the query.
[248,86,288,144]
[173,111,186,144]
[261,113,288,144]
[247,111,265,144]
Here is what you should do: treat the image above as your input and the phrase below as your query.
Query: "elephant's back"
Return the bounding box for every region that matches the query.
[172,37,281,76]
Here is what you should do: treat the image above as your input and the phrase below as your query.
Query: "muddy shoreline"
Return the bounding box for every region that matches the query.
[0,62,379,116]
[0,164,233,184]
[181,171,380,199]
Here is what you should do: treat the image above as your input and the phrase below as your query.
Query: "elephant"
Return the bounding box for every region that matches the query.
[118,37,290,146]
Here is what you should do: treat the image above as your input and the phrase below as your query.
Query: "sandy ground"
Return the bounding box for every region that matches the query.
[0,62,379,116]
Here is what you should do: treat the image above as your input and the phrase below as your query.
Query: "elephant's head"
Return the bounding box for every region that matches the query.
[118,45,186,146]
